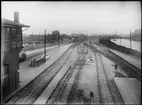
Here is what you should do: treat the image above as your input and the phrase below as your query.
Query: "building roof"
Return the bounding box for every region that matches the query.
[1,18,30,27]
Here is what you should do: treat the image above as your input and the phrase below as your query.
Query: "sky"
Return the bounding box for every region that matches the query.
[1,1,141,35]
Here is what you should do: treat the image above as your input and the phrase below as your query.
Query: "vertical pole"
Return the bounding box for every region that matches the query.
[32,32,33,47]
[130,30,131,49]
[116,30,117,40]
[120,35,121,45]
[140,38,142,51]
[98,35,100,43]
[44,29,46,62]
[58,32,60,50]
[108,34,110,50]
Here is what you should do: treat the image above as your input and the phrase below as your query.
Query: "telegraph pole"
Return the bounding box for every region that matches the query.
[58,32,60,50]
[44,29,46,62]
[130,30,132,49]
[116,30,117,39]
[32,32,33,47]
[58,35,60,50]
[120,35,121,45]
[98,35,100,43]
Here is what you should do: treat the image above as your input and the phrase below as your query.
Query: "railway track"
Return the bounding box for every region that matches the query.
[4,42,131,104]
[96,44,141,82]
[108,50,141,80]
[32,43,85,104]
[82,43,123,104]
[92,47,114,104]
[64,44,115,104]
[21,44,63,63]
[85,42,141,82]
[67,56,85,104]
[35,43,85,105]
[67,45,91,104]
[4,44,76,104]
[46,55,84,104]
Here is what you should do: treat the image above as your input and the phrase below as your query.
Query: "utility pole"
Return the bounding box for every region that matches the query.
[32,32,34,47]
[115,30,117,39]
[120,35,121,45]
[98,35,100,43]
[44,29,46,62]
[58,33,60,50]
[130,30,132,49]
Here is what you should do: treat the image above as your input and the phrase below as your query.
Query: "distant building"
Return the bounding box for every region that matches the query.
[52,30,60,41]
[1,12,30,100]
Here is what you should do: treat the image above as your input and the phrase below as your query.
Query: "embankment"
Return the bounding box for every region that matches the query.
[99,39,141,57]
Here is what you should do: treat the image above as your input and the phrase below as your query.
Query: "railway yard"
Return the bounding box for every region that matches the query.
[2,2,141,105]
[3,42,141,104]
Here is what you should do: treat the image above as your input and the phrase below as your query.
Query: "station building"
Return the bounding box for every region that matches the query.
[1,12,30,100]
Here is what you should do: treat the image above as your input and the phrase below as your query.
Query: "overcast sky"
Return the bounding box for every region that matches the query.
[2,1,141,35]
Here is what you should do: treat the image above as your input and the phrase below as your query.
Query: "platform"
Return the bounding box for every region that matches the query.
[110,49,141,69]
[114,77,141,104]
[3,43,73,103]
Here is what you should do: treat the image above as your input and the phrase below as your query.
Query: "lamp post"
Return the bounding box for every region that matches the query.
[130,30,132,49]
[44,29,46,62]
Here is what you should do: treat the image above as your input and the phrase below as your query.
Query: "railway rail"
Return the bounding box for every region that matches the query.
[4,44,76,104]
[4,42,134,104]
[67,55,85,104]
[83,43,124,104]
[67,44,115,104]
[67,44,92,104]
[46,55,84,104]
[97,44,141,82]
[85,42,141,82]
[33,43,85,104]
[95,51,114,104]
[82,47,114,104]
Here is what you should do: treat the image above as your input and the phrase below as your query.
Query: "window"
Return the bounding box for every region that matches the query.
[4,27,12,51]
[3,64,9,76]
[11,28,16,40]
[4,27,11,40]
[16,27,22,40]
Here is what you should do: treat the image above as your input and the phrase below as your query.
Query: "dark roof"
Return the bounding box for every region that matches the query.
[2,18,30,27]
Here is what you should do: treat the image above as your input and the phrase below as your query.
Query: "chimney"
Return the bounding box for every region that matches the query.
[14,11,19,23]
